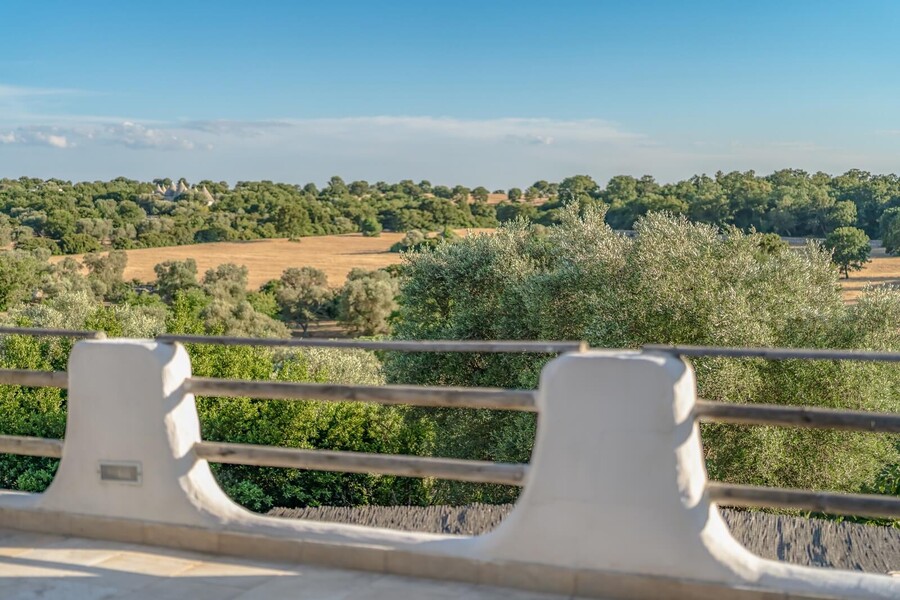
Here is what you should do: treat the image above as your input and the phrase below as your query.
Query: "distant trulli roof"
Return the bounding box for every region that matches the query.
[200,186,215,205]
[152,180,216,205]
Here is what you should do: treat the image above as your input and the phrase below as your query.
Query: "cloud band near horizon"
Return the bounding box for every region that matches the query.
[0,111,889,188]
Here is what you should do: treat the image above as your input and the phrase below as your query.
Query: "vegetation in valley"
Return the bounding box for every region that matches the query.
[0,173,899,515]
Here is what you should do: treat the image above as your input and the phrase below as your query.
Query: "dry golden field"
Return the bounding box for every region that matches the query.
[53,230,491,289]
[841,250,900,302]
[52,232,900,301]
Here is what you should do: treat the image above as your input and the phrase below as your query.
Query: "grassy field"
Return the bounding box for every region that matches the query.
[53,230,491,289]
[842,248,900,302]
[53,232,900,301]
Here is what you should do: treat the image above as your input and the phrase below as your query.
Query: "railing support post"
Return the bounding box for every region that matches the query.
[38,339,244,526]
[476,350,899,597]
[480,350,757,582]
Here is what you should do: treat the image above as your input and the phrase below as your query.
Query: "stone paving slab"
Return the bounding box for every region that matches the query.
[0,528,576,600]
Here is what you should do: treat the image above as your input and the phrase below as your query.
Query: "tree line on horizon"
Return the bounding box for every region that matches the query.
[1,169,900,256]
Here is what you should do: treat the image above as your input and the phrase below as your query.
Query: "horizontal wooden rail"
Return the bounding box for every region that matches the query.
[0,435,64,458]
[695,401,900,433]
[0,369,68,389]
[185,378,538,412]
[194,441,528,486]
[645,344,900,363]
[708,482,900,520]
[159,334,586,354]
[0,327,105,340]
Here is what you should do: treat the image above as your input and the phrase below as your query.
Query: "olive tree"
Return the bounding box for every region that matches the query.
[154,259,199,300]
[385,206,900,502]
[202,263,249,304]
[275,267,335,334]
[0,249,50,310]
[824,226,871,278]
[337,269,399,335]
[83,250,128,300]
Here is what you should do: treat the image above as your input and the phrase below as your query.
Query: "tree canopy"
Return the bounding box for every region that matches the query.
[385,207,900,503]
[824,227,871,278]
[2,169,900,258]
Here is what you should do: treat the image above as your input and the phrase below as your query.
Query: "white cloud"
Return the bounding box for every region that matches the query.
[0,122,196,150]
[180,119,294,137]
[45,134,68,148]
[1,113,896,187]
[0,127,69,148]
[0,115,639,156]
[0,84,81,99]
[251,116,640,144]
[0,115,650,184]
[99,121,196,150]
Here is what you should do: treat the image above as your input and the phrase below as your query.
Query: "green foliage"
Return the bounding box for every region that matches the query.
[7,170,898,258]
[389,229,455,253]
[496,202,538,223]
[0,293,171,491]
[0,249,49,310]
[881,206,900,255]
[755,232,789,254]
[386,207,900,503]
[0,251,423,509]
[154,259,199,300]
[337,269,400,335]
[273,204,312,238]
[247,290,280,319]
[871,462,900,496]
[60,232,101,254]
[0,177,500,256]
[202,263,249,304]
[186,339,428,509]
[83,250,128,300]
[828,200,858,230]
[275,267,335,334]
[389,229,426,252]
[2,176,900,514]
[0,333,68,491]
[359,216,383,237]
[824,226,871,278]
[15,236,59,254]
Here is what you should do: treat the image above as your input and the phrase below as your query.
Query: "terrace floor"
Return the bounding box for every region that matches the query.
[0,528,573,600]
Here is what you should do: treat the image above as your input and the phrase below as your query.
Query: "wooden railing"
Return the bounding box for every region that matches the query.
[184,378,538,411]
[0,328,560,488]
[179,336,556,486]
[648,344,900,520]
[193,441,528,486]
[0,329,79,460]
[1,328,898,519]
[0,434,64,458]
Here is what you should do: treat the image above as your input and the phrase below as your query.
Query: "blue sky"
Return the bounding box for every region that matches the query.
[2,0,900,187]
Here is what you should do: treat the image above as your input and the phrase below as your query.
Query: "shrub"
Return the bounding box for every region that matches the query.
[360,216,382,237]
[337,269,399,335]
